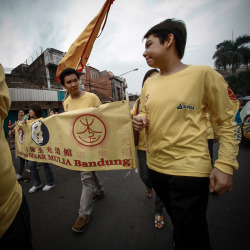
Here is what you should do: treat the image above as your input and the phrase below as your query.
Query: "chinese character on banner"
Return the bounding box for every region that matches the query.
[64,148,72,157]
[122,148,131,156]
[73,115,106,147]
[55,147,61,155]
[47,146,53,153]
[38,147,43,154]
[58,134,63,141]
[120,127,129,135]
[98,150,107,157]
[30,147,35,152]
[121,137,131,146]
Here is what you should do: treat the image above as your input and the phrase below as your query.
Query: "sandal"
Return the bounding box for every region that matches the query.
[146,188,153,198]
[154,214,165,229]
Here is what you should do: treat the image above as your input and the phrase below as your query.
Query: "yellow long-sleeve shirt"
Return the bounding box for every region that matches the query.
[0,64,22,238]
[140,65,239,177]
[206,113,220,140]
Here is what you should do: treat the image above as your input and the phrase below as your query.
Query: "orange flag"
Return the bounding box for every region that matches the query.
[56,0,115,81]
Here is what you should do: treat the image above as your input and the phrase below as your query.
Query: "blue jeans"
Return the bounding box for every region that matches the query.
[28,161,55,187]
[17,157,25,175]
[137,149,164,214]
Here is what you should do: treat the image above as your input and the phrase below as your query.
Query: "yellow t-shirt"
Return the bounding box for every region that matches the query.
[63,91,101,111]
[0,64,22,238]
[131,99,146,151]
[140,65,239,177]
[206,113,214,140]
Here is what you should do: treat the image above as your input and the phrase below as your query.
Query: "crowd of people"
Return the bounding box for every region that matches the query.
[0,18,240,250]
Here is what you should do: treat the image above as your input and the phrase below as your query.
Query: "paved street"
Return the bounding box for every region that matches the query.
[12,143,250,250]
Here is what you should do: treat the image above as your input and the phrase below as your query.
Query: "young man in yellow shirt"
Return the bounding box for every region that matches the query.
[133,19,239,250]
[0,64,32,249]
[59,68,104,233]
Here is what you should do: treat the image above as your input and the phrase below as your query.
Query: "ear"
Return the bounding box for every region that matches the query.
[165,34,175,48]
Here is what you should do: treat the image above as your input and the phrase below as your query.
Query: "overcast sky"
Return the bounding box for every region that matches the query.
[0,0,249,94]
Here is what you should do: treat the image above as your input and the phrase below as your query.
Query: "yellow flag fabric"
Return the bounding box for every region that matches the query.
[15,101,137,171]
[56,0,114,81]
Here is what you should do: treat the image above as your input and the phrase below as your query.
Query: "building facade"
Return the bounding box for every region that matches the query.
[80,66,127,102]
[4,48,128,136]
[4,48,66,136]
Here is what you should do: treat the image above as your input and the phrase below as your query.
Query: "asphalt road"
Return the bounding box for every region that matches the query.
[12,142,250,250]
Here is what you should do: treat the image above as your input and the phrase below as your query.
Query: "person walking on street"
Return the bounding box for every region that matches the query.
[0,64,33,250]
[15,109,29,180]
[131,69,165,229]
[60,68,104,233]
[23,104,55,193]
[133,19,239,250]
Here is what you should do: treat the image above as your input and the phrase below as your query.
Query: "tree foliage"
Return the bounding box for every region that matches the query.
[213,35,250,74]
[226,70,250,95]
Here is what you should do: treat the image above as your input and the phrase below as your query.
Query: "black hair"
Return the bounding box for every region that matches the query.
[143,18,187,59]
[18,109,25,113]
[142,69,159,87]
[30,104,44,118]
[59,68,80,86]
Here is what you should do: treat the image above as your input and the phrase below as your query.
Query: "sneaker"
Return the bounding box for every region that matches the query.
[42,184,55,192]
[72,216,90,233]
[29,185,42,193]
[26,169,30,172]
[92,191,104,202]
[16,173,22,180]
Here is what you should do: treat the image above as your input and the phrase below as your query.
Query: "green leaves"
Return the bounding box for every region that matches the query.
[213,35,250,75]
[226,71,250,95]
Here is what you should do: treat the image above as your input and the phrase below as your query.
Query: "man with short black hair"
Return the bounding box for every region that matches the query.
[133,19,239,250]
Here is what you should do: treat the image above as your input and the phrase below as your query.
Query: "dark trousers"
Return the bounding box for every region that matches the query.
[207,139,214,165]
[149,169,211,250]
[137,150,164,214]
[0,194,33,250]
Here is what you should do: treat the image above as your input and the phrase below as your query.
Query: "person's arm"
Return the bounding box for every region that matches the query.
[131,99,139,116]
[213,123,219,143]
[132,88,146,131]
[0,65,11,120]
[206,72,240,194]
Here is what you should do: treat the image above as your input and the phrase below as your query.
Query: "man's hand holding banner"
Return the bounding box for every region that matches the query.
[15,101,137,171]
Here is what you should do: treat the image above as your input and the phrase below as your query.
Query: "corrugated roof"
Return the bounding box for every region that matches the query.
[8,88,64,102]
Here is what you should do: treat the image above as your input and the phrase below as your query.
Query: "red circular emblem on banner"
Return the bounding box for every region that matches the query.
[227,86,237,100]
[72,114,106,147]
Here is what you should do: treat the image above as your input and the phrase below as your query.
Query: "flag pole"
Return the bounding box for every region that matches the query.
[75,57,82,70]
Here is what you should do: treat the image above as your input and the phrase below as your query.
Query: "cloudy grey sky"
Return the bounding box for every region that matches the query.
[0,0,249,94]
